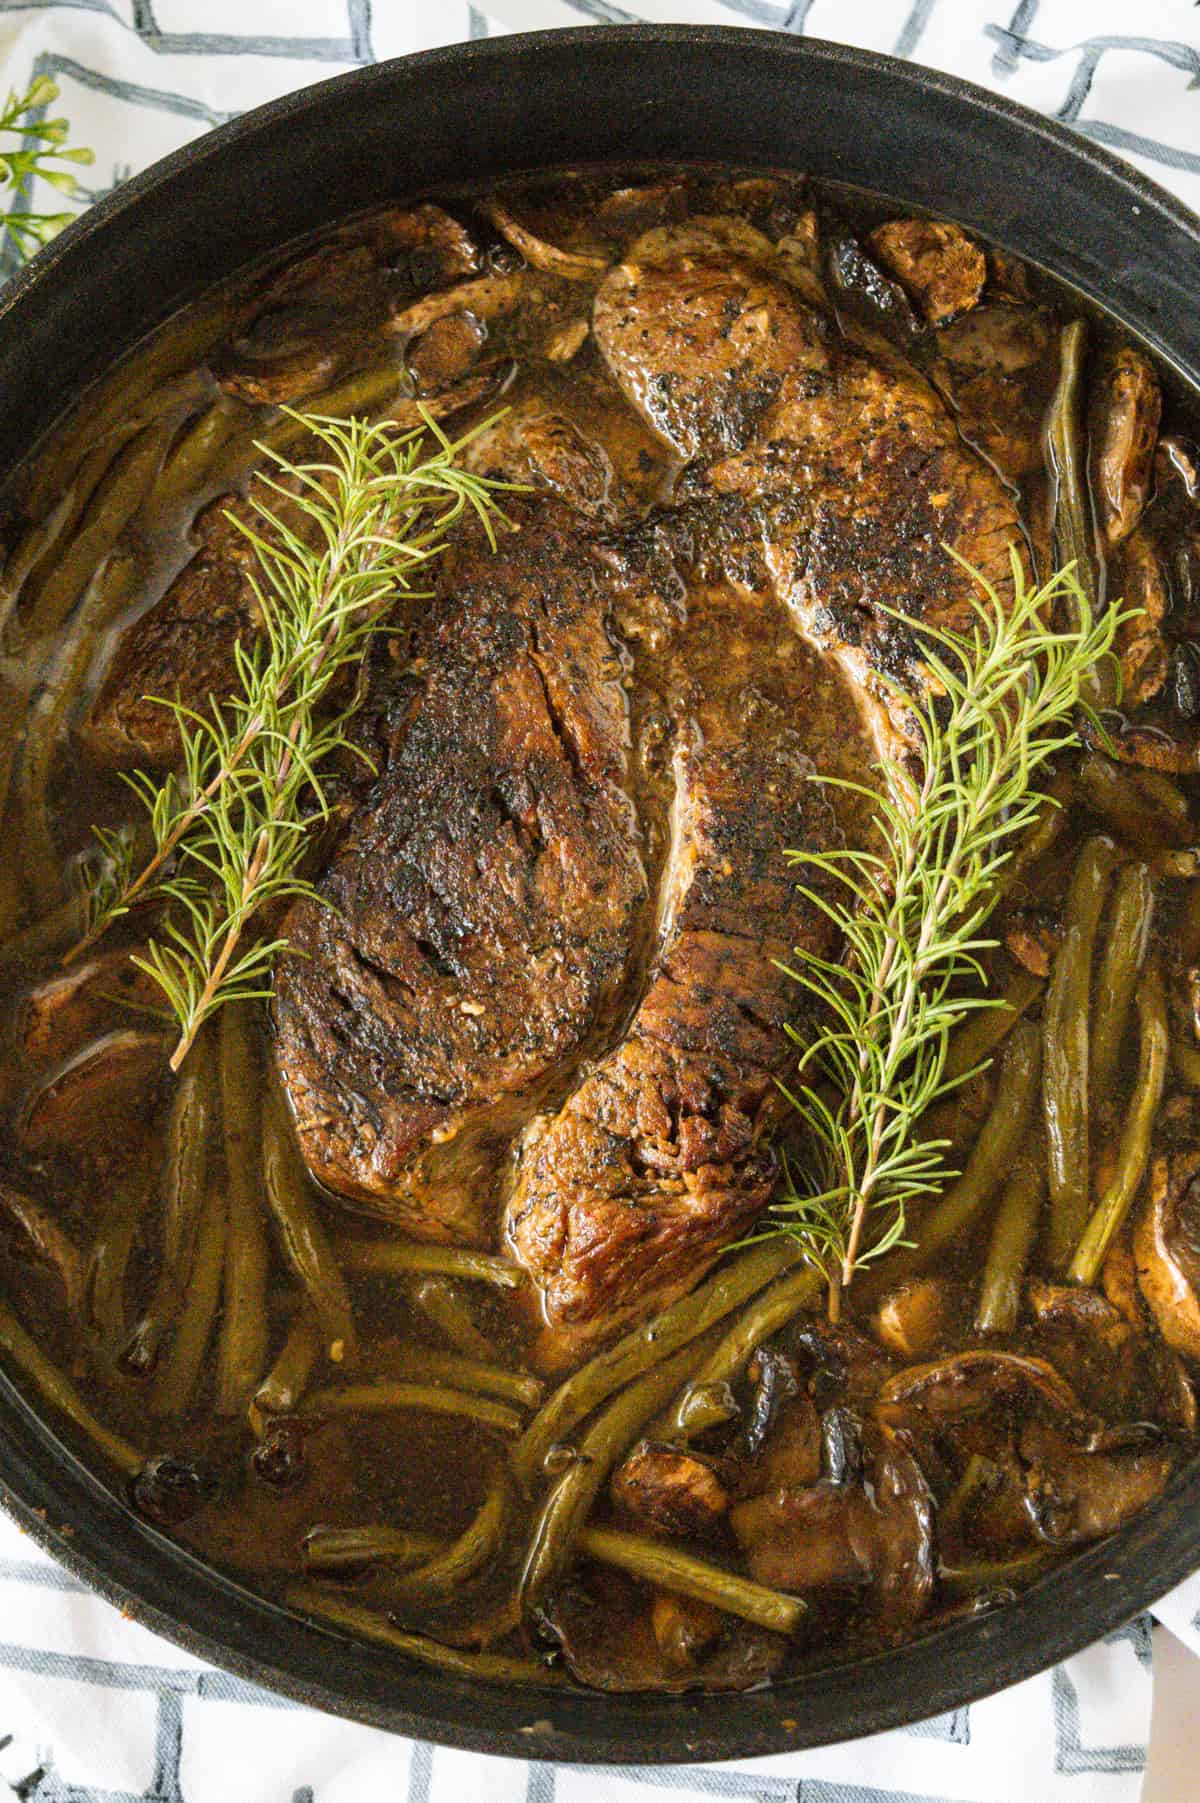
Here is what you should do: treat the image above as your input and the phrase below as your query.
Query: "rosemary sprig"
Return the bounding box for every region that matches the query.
[771,552,1125,1313]
[76,409,509,1069]
[1,77,93,260]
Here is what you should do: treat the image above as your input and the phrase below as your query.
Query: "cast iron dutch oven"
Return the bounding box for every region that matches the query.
[1,24,1198,1764]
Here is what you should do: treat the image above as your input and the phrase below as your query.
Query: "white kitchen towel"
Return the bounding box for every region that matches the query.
[0,1,1198,1798]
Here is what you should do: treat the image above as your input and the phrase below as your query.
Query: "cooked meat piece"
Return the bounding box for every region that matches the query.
[1090,348,1161,548]
[1025,1278,1145,1418]
[871,1278,952,1360]
[17,1029,167,1155]
[1019,1418,1175,1545]
[1134,1150,1200,1361]
[594,224,812,461]
[83,493,260,766]
[217,204,478,405]
[507,724,834,1356]
[595,226,1026,760]
[406,311,485,394]
[272,505,646,1241]
[870,219,986,325]
[505,567,876,1362]
[611,1442,729,1538]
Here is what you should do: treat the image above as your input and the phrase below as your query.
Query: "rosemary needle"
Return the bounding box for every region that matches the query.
[769,551,1125,1308]
[75,407,511,1066]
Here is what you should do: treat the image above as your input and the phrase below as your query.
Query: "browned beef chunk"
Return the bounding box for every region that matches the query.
[271,504,646,1242]
[83,494,259,766]
[594,225,1025,761]
[504,569,875,1363]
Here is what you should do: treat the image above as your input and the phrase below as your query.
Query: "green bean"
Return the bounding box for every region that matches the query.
[214,1004,269,1414]
[87,1168,147,1352]
[519,1331,720,1617]
[262,1079,356,1364]
[337,1238,524,1289]
[11,551,140,905]
[999,770,1071,899]
[25,356,213,521]
[578,1525,805,1638]
[513,1239,797,1488]
[13,419,173,651]
[152,1184,227,1416]
[654,1261,822,1444]
[304,1379,522,1435]
[938,1548,1056,1598]
[975,1151,1046,1334]
[255,361,407,451]
[301,1524,446,1572]
[944,966,1043,1083]
[144,398,241,517]
[0,1296,142,1475]
[1173,1037,1200,1088]
[411,1275,495,1360]
[1091,862,1155,1096]
[1045,319,1111,706]
[1078,753,1189,845]
[380,1467,512,1601]
[1042,836,1120,1269]
[0,477,88,643]
[384,1344,543,1410]
[286,1585,565,1684]
[1069,958,1169,1285]
[870,1018,1043,1299]
[123,1033,215,1374]
[248,1307,322,1436]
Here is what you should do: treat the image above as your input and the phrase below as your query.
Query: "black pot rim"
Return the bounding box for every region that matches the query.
[1,22,1199,1766]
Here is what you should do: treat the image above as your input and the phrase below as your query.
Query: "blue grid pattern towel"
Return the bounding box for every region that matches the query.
[1,2,1199,1797]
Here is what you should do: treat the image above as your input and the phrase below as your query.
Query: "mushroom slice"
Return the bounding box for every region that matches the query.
[869,219,986,326]
[1090,348,1161,548]
[376,365,511,435]
[1083,715,1200,775]
[1134,1150,1200,1360]
[18,1028,167,1153]
[540,1562,785,1693]
[1019,1417,1175,1545]
[0,1181,84,1309]
[18,946,163,1066]
[480,196,608,281]
[878,1350,1080,1419]
[384,271,527,340]
[610,1442,729,1540]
